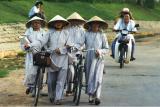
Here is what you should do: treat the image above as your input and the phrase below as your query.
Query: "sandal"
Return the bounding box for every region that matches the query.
[54,100,62,105]
[95,98,101,105]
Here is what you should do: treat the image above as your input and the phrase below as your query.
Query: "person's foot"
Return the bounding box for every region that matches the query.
[130,57,136,61]
[25,87,31,95]
[88,95,94,104]
[54,100,62,105]
[89,99,94,103]
[110,54,114,58]
[95,98,101,105]
[40,91,48,96]
[66,91,73,96]
[49,98,54,104]
[103,70,106,74]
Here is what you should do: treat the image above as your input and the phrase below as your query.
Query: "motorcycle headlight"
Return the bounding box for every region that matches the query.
[121,30,128,35]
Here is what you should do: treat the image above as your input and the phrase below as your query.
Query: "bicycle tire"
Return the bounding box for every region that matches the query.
[120,48,124,68]
[75,66,83,105]
[73,63,79,102]
[33,67,43,106]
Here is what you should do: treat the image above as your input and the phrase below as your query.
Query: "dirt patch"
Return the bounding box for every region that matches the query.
[0,69,33,106]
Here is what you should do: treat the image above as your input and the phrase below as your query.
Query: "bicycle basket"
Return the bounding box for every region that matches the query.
[33,52,51,67]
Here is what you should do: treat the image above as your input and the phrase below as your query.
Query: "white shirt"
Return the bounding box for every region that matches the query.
[114,19,137,32]
[28,6,40,17]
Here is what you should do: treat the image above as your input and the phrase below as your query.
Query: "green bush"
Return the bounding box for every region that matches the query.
[144,0,155,9]
[43,0,127,3]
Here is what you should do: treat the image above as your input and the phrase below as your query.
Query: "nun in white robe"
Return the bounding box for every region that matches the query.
[84,16,109,105]
[28,15,70,104]
[65,12,86,94]
[20,16,46,88]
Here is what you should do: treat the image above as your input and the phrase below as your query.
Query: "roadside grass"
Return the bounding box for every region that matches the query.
[0,56,24,78]
[0,1,160,23]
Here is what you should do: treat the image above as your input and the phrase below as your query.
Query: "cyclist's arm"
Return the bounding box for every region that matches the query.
[97,33,109,57]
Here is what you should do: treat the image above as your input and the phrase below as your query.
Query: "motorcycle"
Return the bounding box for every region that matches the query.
[114,24,139,68]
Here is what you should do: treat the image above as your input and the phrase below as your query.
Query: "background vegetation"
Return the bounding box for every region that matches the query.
[0,0,160,23]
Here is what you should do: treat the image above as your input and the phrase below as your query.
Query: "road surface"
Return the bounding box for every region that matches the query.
[0,39,160,106]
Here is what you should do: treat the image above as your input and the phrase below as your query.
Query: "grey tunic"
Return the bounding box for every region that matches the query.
[30,29,69,71]
[85,31,109,98]
[20,27,45,86]
[66,25,85,92]
[67,26,85,49]
[30,29,69,101]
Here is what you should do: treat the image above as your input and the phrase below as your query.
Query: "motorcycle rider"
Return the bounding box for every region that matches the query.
[111,12,137,61]
[114,7,134,25]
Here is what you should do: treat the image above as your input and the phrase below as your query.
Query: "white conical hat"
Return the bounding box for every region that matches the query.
[122,8,130,12]
[26,16,46,28]
[84,16,108,30]
[67,12,85,23]
[48,15,69,28]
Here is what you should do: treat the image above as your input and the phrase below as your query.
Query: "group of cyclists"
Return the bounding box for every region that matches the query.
[20,0,137,106]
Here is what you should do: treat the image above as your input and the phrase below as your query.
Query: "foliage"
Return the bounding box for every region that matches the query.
[0,57,24,78]
[0,0,160,24]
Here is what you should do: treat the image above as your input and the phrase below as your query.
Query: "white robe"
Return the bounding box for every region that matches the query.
[67,25,85,63]
[85,31,109,98]
[65,25,85,92]
[67,26,85,49]
[30,29,69,71]
[20,27,46,86]
[30,29,69,100]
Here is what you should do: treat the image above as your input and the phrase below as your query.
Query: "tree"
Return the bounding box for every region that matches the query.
[136,0,155,9]
[144,0,155,9]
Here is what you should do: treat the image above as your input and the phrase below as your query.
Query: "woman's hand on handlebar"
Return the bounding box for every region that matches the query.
[24,43,30,50]
[95,50,100,57]
[55,48,61,55]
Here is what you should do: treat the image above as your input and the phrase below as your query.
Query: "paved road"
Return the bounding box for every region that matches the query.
[0,40,160,106]
[101,42,160,106]
[36,41,160,106]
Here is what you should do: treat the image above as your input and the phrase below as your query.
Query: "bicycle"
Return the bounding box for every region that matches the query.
[72,49,95,106]
[32,50,51,106]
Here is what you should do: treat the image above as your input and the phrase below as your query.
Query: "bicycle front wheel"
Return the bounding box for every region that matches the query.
[120,48,125,68]
[75,66,83,106]
[33,67,43,106]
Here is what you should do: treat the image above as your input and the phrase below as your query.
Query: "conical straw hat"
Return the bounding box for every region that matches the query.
[26,16,46,28]
[67,12,85,23]
[48,15,69,28]
[84,16,108,30]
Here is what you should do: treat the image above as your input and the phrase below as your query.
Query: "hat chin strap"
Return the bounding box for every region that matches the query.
[33,27,40,31]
